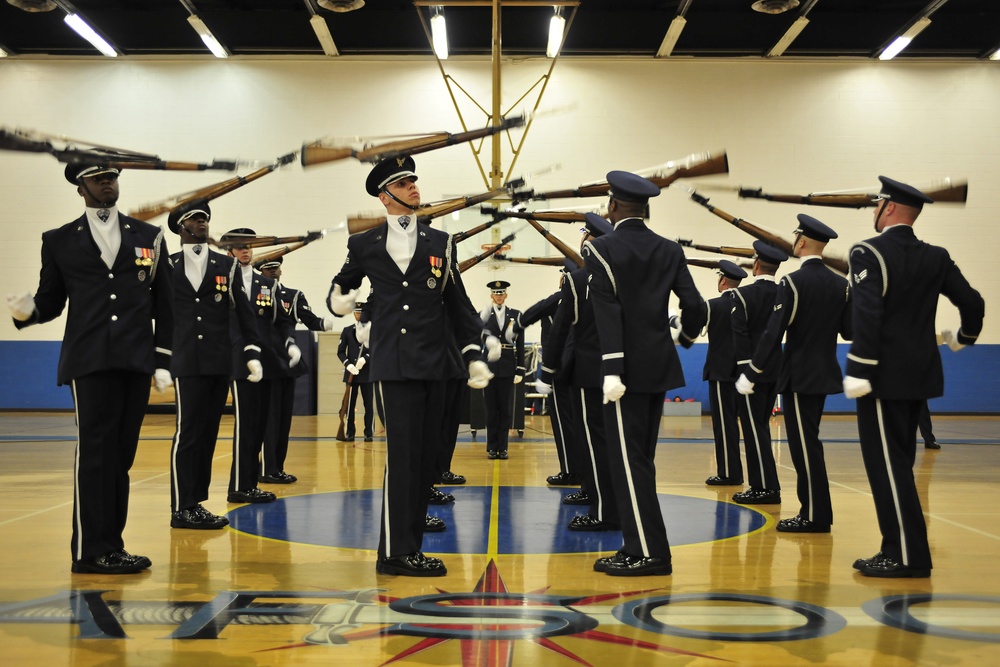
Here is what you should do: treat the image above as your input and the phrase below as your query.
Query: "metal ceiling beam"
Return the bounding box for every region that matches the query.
[872,0,950,59]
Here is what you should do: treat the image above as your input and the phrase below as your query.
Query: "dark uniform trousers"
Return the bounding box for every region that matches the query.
[171,375,230,511]
[708,380,742,482]
[344,381,375,440]
[549,381,577,476]
[436,377,466,474]
[483,371,514,453]
[572,386,618,524]
[603,392,670,558]
[71,371,151,559]
[15,213,174,563]
[782,392,831,525]
[231,379,272,492]
[737,383,780,490]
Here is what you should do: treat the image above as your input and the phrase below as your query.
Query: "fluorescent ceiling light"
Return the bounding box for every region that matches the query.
[63,13,117,57]
[546,12,565,58]
[768,16,809,57]
[989,48,1000,61]
[0,48,8,58]
[879,17,931,61]
[187,15,229,59]
[309,14,339,56]
[656,15,686,58]
[431,11,448,60]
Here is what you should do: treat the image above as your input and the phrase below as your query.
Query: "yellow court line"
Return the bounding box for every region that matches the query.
[487,460,501,557]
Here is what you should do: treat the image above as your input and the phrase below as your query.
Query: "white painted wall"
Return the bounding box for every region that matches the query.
[2,57,996,345]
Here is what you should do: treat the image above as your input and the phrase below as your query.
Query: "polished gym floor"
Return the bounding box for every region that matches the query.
[1,410,999,666]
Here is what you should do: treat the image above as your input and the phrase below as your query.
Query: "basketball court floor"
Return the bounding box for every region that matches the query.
[1,410,998,666]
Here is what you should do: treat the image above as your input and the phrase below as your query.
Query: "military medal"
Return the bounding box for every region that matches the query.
[216,275,228,292]
[138,270,146,282]
[429,255,443,278]
[134,247,154,266]
[215,293,223,302]
[427,277,437,289]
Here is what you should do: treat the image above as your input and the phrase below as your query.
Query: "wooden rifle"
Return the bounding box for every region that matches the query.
[336,374,353,442]
[300,115,526,167]
[479,206,588,224]
[0,126,243,172]
[736,179,968,208]
[683,187,850,275]
[675,238,755,258]
[213,229,326,251]
[478,206,585,267]
[251,241,316,269]
[501,256,566,267]
[525,151,728,201]
[129,153,297,221]
[687,257,755,271]
[345,178,531,234]
[458,231,518,273]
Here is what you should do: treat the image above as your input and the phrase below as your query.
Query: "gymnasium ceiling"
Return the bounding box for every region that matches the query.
[1,0,999,61]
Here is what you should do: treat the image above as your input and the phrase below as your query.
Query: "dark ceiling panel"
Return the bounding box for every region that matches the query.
[0,0,998,60]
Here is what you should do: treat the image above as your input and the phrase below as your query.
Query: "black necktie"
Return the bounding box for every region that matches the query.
[97,209,110,222]
[193,245,202,255]
[398,215,410,230]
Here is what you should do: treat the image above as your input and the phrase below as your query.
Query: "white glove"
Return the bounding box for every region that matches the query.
[287,344,302,368]
[322,316,336,332]
[602,375,626,404]
[668,309,681,329]
[504,321,517,344]
[513,374,523,385]
[7,292,35,321]
[346,363,360,375]
[941,329,966,352]
[534,378,552,396]
[670,325,682,345]
[328,283,358,316]
[735,373,755,395]
[485,335,502,363]
[356,321,371,346]
[247,359,263,383]
[843,375,872,399]
[355,356,366,370]
[153,368,173,393]
[467,360,494,389]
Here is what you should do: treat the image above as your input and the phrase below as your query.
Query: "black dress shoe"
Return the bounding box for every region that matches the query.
[593,550,625,573]
[72,550,151,575]
[227,487,277,504]
[562,490,590,505]
[376,552,447,577]
[497,450,509,460]
[925,441,941,450]
[705,475,744,486]
[171,504,229,530]
[732,488,781,505]
[428,487,455,504]
[857,555,930,578]
[424,515,447,532]
[568,515,620,531]
[546,471,580,486]
[487,450,499,460]
[364,436,373,442]
[853,551,884,571]
[438,471,467,485]
[776,515,830,533]
[601,551,672,577]
[259,470,297,484]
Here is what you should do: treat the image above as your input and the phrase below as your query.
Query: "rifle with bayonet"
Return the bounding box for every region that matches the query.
[675,238,755,258]
[686,257,756,271]
[736,179,968,208]
[345,178,531,234]
[458,231,518,273]
[680,186,850,275]
[300,115,527,168]
[501,256,567,267]
[524,151,728,202]
[213,229,326,252]
[479,206,588,224]
[0,126,244,172]
[129,152,297,221]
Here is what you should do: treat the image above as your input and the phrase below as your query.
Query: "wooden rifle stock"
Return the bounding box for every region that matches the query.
[453,219,499,244]
[336,374,353,442]
[459,232,518,273]
[689,192,849,274]
[675,239,755,258]
[530,151,728,201]
[251,242,308,269]
[487,209,587,224]
[301,116,526,168]
[213,230,325,251]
